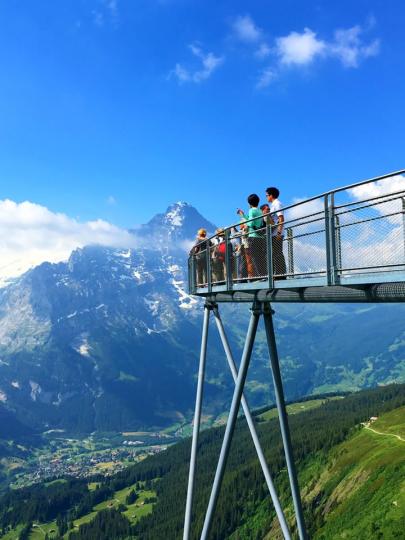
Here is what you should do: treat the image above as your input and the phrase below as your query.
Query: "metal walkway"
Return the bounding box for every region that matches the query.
[184,171,405,540]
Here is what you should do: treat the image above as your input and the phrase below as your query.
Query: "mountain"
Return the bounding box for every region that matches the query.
[0,202,221,433]
[139,201,217,241]
[0,202,405,434]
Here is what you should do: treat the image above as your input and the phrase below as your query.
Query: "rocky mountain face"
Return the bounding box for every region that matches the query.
[0,203,222,432]
[0,202,405,434]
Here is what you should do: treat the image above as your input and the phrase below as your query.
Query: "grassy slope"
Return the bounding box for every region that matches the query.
[257,398,341,422]
[25,484,156,540]
[234,406,405,540]
[298,407,405,539]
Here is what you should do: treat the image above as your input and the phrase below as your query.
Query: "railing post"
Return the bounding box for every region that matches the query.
[206,241,212,293]
[286,227,294,276]
[225,229,233,291]
[335,215,342,273]
[325,194,339,285]
[188,256,193,294]
[266,222,274,288]
[402,197,405,261]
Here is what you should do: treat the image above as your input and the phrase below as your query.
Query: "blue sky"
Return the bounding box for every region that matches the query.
[0,0,404,230]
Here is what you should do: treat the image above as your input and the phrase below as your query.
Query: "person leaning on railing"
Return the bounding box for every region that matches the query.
[237,194,267,279]
[230,226,244,281]
[265,187,287,279]
[211,228,226,284]
[191,228,208,286]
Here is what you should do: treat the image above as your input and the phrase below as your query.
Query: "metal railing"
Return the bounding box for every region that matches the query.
[188,170,405,294]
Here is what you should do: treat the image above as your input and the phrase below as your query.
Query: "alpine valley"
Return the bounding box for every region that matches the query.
[1,203,405,482]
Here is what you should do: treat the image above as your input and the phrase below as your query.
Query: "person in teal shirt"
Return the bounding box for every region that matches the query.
[237,194,266,278]
[237,194,263,237]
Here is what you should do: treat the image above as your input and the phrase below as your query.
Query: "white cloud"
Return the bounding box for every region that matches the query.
[255,42,271,59]
[171,44,224,84]
[287,197,325,221]
[92,0,118,27]
[276,28,326,66]
[255,21,380,89]
[347,174,405,202]
[256,67,277,89]
[331,25,379,67]
[232,15,262,43]
[0,199,136,286]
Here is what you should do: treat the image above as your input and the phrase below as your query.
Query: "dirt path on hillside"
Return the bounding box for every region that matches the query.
[365,426,405,443]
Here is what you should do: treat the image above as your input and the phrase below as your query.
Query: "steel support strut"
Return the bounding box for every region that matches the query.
[183,303,212,540]
[263,305,308,540]
[212,305,292,540]
[200,303,261,540]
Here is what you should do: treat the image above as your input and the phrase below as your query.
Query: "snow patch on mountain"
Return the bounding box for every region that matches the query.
[168,263,198,310]
[166,202,187,228]
[29,381,42,402]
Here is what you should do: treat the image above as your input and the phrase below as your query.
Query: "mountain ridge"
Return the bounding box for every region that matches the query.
[0,202,405,434]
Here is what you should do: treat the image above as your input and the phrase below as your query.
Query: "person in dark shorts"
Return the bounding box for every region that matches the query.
[265,187,287,279]
[192,228,208,286]
[237,194,266,279]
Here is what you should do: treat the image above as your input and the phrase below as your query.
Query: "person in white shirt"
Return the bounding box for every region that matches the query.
[265,187,287,279]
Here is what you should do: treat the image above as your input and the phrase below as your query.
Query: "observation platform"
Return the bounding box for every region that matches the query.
[188,170,405,303]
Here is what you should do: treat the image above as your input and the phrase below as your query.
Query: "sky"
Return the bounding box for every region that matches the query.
[0,0,404,278]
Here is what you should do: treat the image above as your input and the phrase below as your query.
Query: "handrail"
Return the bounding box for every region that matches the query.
[189,170,405,295]
[202,169,405,244]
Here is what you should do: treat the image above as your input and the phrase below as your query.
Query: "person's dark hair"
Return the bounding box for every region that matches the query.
[260,204,269,211]
[266,187,280,199]
[247,193,260,207]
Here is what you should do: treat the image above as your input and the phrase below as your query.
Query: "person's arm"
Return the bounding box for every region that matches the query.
[237,209,248,220]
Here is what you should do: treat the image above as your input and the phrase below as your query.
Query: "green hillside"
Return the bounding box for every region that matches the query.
[301,406,405,539]
[2,385,405,539]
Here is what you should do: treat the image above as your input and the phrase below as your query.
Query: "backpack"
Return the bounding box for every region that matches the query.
[216,242,226,262]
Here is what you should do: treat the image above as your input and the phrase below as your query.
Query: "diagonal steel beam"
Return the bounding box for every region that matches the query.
[183,303,211,540]
[263,304,308,540]
[200,303,260,540]
[212,305,292,540]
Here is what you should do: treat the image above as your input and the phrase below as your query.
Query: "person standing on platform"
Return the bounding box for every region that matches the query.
[265,187,287,279]
[237,194,266,279]
[192,228,208,286]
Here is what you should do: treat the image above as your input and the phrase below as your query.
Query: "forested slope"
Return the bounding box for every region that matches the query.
[2,384,405,539]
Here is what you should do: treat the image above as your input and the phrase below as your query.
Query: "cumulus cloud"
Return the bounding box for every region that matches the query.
[276,28,326,66]
[252,20,380,89]
[255,42,271,59]
[331,26,380,67]
[347,174,405,202]
[0,199,136,286]
[171,44,224,84]
[232,15,262,43]
[256,67,277,89]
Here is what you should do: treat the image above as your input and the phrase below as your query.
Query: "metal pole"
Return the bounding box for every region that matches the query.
[266,223,274,288]
[183,304,211,540]
[325,193,339,285]
[207,241,212,293]
[335,215,342,273]
[263,305,308,540]
[200,304,260,540]
[225,229,233,291]
[286,227,294,276]
[212,306,292,540]
[402,197,405,260]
